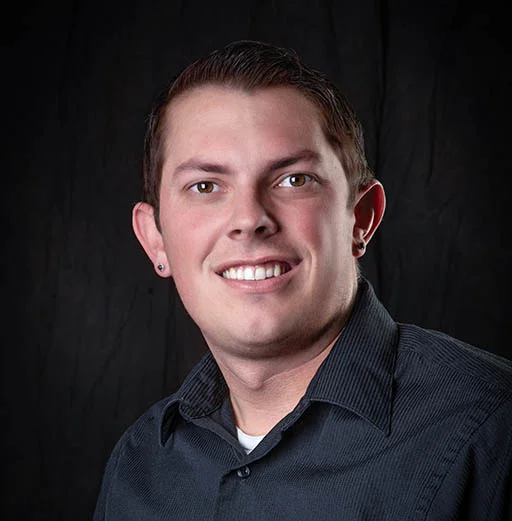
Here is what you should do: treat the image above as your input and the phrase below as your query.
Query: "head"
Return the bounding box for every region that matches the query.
[142,40,375,229]
[133,41,385,361]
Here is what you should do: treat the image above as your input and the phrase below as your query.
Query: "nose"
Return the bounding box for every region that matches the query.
[227,188,278,240]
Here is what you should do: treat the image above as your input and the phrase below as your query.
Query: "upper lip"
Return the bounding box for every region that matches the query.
[214,255,300,275]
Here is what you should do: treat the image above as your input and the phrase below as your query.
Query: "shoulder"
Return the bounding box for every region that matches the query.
[94,395,179,519]
[394,326,512,519]
[114,394,179,454]
[397,323,512,395]
[393,323,512,446]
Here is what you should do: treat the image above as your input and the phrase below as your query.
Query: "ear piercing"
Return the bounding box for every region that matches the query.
[157,263,165,272]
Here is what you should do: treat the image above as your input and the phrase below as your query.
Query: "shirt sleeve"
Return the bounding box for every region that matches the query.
[425,396,512,521]
[93,436,124,521]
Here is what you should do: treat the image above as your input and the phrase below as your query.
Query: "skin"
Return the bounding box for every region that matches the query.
[133,85,385,435]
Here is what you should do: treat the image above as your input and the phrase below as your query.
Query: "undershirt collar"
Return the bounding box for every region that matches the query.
[236,427,266,454]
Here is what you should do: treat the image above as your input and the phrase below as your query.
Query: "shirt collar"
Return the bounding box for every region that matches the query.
[160,278,397,444]
[305,278,397,435]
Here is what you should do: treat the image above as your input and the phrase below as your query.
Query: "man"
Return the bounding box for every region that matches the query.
[94,41,512,520]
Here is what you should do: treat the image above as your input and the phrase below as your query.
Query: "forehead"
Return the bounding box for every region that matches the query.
[166,84,323,124]
[161,85,330,164]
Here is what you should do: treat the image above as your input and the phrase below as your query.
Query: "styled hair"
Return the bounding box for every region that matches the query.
[142,40,374,227]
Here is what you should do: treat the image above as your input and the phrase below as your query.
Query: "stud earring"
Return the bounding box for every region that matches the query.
[157,263,165,272]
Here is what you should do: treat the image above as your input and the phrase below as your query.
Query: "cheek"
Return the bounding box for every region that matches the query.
[291,201,352,253]
[160,205,222,270]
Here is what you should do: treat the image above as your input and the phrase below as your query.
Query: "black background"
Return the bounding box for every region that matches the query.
[3,1,511,519]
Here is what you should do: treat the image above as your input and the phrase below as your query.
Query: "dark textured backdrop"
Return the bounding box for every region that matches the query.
[3,1,511,519]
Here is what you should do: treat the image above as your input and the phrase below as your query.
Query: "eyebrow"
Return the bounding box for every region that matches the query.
[173,149,322,176]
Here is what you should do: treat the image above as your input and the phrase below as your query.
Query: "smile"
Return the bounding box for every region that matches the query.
[221,262,291,281]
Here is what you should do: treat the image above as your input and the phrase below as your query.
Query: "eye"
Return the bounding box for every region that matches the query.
[190,181,219,194]
[278,174,313,188]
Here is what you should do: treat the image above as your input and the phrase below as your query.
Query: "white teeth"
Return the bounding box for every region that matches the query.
[222,263,288,281]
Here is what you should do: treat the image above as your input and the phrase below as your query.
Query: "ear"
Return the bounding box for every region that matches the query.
[132,202,171,277]
[352,180,386,258]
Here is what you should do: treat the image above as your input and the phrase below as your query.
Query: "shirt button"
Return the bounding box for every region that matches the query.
[236,466,251,478]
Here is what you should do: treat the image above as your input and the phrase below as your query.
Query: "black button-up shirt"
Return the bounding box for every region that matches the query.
[94,280,512,520]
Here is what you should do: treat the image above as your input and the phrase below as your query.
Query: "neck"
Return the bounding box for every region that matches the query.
[213,328,343,436]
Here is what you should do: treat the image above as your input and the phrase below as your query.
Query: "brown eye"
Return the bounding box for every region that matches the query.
[278,174,313,188]
[289,174,307,187]
[194,181,216,193]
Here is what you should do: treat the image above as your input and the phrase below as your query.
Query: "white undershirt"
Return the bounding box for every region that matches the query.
[236,426,266,454]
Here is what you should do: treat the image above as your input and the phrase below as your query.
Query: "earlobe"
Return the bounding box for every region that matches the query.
[132,202,171,277]
[352,181,386,258]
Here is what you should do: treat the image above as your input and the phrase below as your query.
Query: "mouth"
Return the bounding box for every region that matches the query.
[220,261,292,281]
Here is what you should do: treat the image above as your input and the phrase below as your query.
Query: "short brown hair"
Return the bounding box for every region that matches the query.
[142,40,374,227]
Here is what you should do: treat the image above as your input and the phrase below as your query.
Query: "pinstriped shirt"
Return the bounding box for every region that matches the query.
[94,279,512,520]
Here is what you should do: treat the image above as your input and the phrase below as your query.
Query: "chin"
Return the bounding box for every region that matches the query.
[208,321,307,358]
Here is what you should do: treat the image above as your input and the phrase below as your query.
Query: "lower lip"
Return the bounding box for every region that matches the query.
[217,265,298,293]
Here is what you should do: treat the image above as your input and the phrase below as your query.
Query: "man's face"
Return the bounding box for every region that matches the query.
[156,86,360,359]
